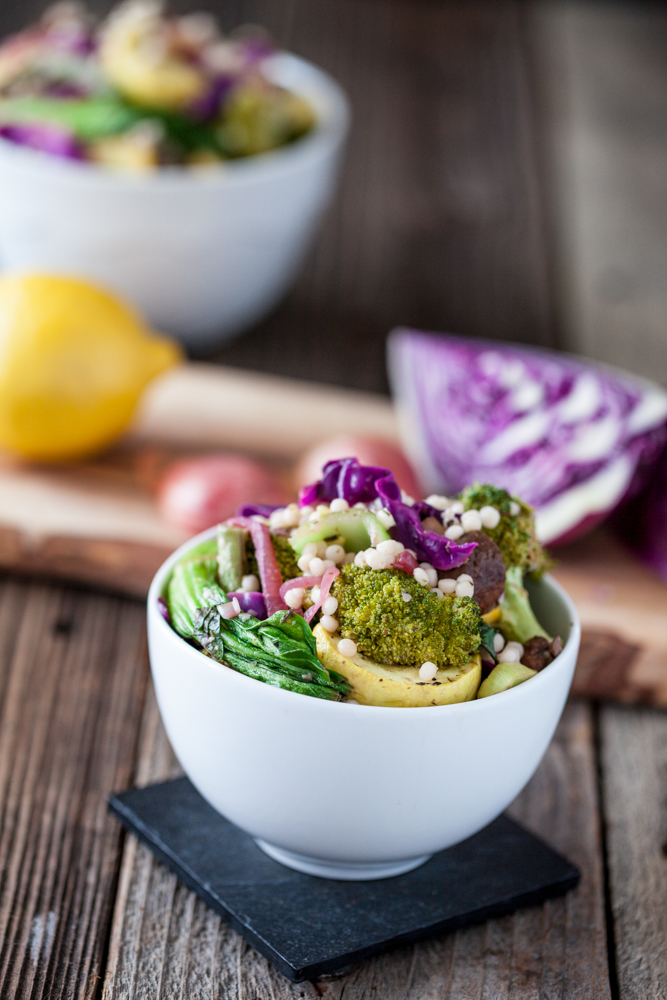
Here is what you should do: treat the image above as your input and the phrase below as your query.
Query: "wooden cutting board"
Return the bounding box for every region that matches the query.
[1,362,665,706]
[0,363,400,596]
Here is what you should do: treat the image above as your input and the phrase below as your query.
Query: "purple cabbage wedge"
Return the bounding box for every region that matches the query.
[388,329,667,545]
[613,442,667,581]
[300,457,476,571]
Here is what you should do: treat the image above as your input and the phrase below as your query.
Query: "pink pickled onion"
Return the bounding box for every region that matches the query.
[304,566,339,624]
[227,516,287,616]
[278,575,322,602]
[394,550,419,574]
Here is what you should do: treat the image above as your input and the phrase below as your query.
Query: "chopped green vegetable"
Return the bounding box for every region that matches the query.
[289,509,391,557]
[0,96,144,140]
[217,525,246,593]
[497,566,552,645]
[478,618,499,664]
[167,545,225,639]
[216,85,315,158]
[477,662,537,698]
[331,564,481,670]
[194,606,349,700]
[166,545,348,700]
[270,534,302,582]
[459,483,550,577]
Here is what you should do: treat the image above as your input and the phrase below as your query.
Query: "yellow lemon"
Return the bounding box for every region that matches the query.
[314,625,482,708]
[0,273,182,461]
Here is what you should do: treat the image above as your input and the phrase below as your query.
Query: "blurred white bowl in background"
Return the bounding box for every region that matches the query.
[0,53,349,352]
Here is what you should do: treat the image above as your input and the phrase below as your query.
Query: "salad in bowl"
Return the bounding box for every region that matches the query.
[148,457,579,878]
[161,457,564,708]
[0,3,348,346]
[0,0,315,169]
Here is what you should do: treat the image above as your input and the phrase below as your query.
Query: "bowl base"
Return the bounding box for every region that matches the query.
[254,839,432,880]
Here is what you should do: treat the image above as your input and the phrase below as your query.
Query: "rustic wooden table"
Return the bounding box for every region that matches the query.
[1,2,666,998]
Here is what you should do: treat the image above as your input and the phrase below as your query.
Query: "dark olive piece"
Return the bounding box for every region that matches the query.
[438,530,506,614]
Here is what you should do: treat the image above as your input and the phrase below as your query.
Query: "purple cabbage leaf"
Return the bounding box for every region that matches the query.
[237,502,282,518]
[300,457,475,571]
[226,591,268,620]
[613,442,667,581]
[388,329,667,545]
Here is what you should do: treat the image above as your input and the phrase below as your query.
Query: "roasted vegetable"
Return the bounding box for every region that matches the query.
[315,625,481,707]
[331,564,481,670]
[289,508,391,556]
[459,483,549,577]
[195,606,349,700]
[477,662,537,699]
[437,529,505,614]
[269,534,302,582]
[166,545,348,699]
[496,566,552,646]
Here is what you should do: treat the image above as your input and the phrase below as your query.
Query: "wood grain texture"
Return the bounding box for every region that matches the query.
[102,685,319,1000]
[208,0,554,388]
[102,693,610,999]
[600,705,667,999]
[0,364,396,598]
[530,0,667,383]
[0,579,149,999]
[552,530,667,707]
[320,702,609,1000]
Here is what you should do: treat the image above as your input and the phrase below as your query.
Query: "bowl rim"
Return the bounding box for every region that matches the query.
[0,51,350,189]
[148,524,581,720]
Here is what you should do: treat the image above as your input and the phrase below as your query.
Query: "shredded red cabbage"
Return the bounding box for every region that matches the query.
[226,591,268,619]
[299,457,401,508]
[0,122,83,159]
[300,457,475,572]
[157,595,172,624]
[375,478,476,571]
[236,503,282,518]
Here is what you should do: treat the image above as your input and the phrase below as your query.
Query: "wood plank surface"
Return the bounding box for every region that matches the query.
[0,2,664,996]
[600,705,667,999]
[102,686,319,1000]
[0,579,149,999]
[553,531,667,706]
[0,364,397,597]
[530,0,667,384]
[102,690,610,999]
[209,0,555,386]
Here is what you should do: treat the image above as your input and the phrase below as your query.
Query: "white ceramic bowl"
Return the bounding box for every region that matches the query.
[0,54,349,351]
[148,527,580,880]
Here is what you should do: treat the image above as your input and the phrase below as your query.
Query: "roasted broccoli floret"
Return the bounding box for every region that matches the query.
[497,566,552,645]
[331,564,481,670]
[245,533,301,583]
[270,534,302,582]
[459,483,550,577]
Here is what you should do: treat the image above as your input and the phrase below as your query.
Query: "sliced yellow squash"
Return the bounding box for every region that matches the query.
[314,625,481,708]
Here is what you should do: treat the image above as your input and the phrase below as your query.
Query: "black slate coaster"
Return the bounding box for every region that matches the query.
[109,777,580,983]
